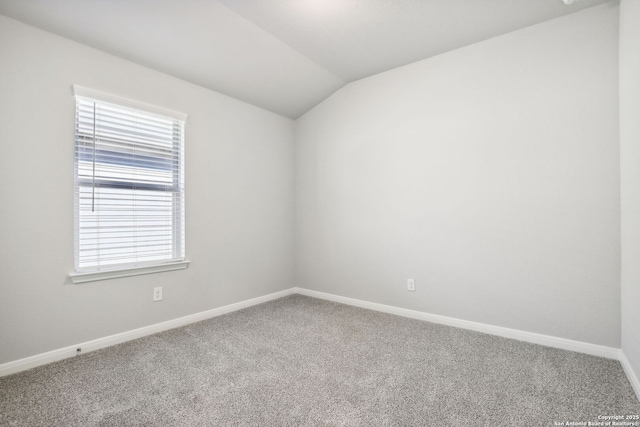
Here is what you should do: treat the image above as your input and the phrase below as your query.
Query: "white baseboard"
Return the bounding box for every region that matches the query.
[620,351,640,402]
[294,287,621,360]
[0,288,295,377]
[0,286,630,384]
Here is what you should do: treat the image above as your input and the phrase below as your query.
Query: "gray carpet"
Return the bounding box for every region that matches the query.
[1,295,638,426]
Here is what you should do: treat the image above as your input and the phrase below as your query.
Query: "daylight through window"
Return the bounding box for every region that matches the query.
[73,87,186,273]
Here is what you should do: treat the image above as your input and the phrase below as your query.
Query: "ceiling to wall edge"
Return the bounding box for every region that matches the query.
[0,1,616,120]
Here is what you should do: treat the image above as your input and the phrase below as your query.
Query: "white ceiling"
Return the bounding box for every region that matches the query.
[0,0,612,119]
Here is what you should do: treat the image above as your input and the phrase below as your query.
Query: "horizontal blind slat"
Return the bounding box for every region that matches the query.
[75,94,185,271]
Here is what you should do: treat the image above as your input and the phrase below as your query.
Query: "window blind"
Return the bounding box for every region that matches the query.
[74,89,185,272]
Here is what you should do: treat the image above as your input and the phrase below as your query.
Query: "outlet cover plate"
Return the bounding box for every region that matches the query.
[153,287,163,302]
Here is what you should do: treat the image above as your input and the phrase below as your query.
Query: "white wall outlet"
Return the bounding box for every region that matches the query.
[153,287,163,302]
[407,278,415,292]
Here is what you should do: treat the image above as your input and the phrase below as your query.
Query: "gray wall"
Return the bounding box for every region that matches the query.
[0,2,628,368]
[295,4,620,347]
[620,0,640,390]
[0,15,295,364]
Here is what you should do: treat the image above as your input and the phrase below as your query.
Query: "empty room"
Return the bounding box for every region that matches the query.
[1,0,639,425]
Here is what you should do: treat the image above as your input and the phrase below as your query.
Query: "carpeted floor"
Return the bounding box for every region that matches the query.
[0,294,638,426]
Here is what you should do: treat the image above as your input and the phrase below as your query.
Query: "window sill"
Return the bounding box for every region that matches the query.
[69,260,190,284]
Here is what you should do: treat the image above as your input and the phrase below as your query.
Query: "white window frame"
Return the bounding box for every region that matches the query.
[69,85,189,284]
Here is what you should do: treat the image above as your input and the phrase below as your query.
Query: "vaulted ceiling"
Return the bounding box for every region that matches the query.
[0,0,612,118]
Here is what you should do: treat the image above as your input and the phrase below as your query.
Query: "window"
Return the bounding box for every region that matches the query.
[70,86,188,283]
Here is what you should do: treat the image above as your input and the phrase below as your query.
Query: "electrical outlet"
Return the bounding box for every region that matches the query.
[153,287,163,302]
[407,278,415,292]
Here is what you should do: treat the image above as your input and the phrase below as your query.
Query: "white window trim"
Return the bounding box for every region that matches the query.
[69,85,189,283]
[69,260,191,284]
[71,85,188,122]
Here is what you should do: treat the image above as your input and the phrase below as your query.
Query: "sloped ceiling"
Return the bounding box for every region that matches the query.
[0,0,612,119]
